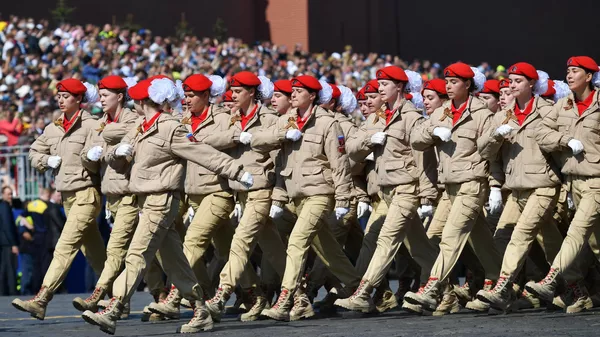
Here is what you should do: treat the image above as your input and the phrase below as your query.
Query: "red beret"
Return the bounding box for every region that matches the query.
[56,78,87,95]
[183,74,212,92]
[230,71,261,87]
[542,79,556,98]
[222,90,234,102]
[330,84,341,99]
[567,56,599,73]
[98,76,127,90]
[273,80,292,94]
[480,80,500,94]
[364,79,379,93]
[356,87,366,101]
[376,66,408,82]
[291,75,322,91]
[128,80,151,100]
[422,79,447,95]
[444,62,474,79]
[499,78,510,89]
[508,62,538,80]
[148,74,170,81]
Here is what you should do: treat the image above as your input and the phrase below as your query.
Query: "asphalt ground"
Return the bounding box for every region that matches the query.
[2,281,600,337]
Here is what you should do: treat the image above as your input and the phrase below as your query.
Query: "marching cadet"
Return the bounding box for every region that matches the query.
[204,71,288,322]
[71,76,139,318]
[334,66,438,314]
[406,63,503,314]
[476,63,565,313]
[356,88,368,118]
[527,56,600,313]
[303,85,366,315]
[12,79,107,320]
[144,74,256,320]
[222,90,235,110]
[79,77,254,334]
[250,75,360,321]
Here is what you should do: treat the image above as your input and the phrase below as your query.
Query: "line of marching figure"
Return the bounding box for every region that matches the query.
[9,55,600,335]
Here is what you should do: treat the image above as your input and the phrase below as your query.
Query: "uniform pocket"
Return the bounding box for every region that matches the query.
[585,153,600,163]
[75,188,98,205]
[458,180,481,196]
[385,160,405,171]
[524,164,547,174]
[450,161,473,172]
[209,194,234,219]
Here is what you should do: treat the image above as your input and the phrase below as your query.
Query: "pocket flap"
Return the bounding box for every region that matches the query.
[450,161,472,172]
[303,133,322,144]
[137,168,160,180]
[582,119,600,129]
[301,166,323,176]
[246,166,264,175]
[148,138,166,147]
[585,153,600,163]
[68,135,86,144]
[146,193,169,207]
[524,163,547,174]
[456,129,477,139]
[280,168,293,177]
[387,128,406,140]
[385,160,405,170]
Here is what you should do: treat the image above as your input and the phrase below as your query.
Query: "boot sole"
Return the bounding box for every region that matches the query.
[290,310,315,321]
[433,306,460,316]
[72,300,96,313]
[177,322,214,333]
[524,285,553,303]
[334,300,374,313]
[260,311,290,321]
[147,306,180,320]
[403,297,436,312]
[566,302,593,314]
[81,313,115,335]
[11,301,44,320]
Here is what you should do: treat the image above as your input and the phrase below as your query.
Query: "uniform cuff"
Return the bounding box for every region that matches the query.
[272,200,286,208]
[335,200,350,209]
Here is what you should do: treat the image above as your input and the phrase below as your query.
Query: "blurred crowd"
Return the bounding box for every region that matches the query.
[0,14,511,149]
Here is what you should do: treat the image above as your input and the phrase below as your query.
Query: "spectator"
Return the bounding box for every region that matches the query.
[0,104,23,146]
[0,185,18,295]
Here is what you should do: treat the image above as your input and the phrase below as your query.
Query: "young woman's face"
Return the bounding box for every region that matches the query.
[99,88,123,114]
[56,92,80,113]
[509,74,533,101]
[271,92,292,115]
[445,77,470,101]
[377,79,400,104]
[358,101,368,117]
[366,92,384,114]
[479,93,500,113]
[231,86,254,110]
[291,87,314,109]
[422,89,445,115]
[499,88,514,110]
[184,90,209,114]
[566,66,592,93]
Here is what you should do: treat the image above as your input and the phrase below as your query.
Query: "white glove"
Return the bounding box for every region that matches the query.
[432,127,452,142]
[368,205,373,213]
[488,187,504,215]
[370,132,387,145]
[187,207,195,223]
[233,203,242,222]
[270,205,284,219]
[239,171,254,188]
[568,139,584,155]
[418,204,433,219]
[357,202,370,219]
[105,201,112,221]
[115,143,133,157]
[365,152,375,161]
[567,192,575,210]
[239,132,252,145]
[335,207,349,220]
[86,146,104,162]
[495,124,514,137]
[47,156,62,169]
[285,129,302,142]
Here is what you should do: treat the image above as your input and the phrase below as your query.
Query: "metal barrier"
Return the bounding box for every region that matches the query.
[0,145,54,201]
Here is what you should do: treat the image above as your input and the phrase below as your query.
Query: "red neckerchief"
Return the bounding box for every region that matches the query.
[191,106,209,132]
[514,97,535,125]
[62,110,80,132]
[297,113,309,130]
[142,112,162,132]
[106,109,122,125]
[576,90,596,116]
[240,104,259,130]
[451,99,469,125]
[385,108,395,125]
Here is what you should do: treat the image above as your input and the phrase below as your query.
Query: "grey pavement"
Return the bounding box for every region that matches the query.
[1,283,599,337]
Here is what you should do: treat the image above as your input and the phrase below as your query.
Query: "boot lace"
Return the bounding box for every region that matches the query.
[273,289,289,309]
